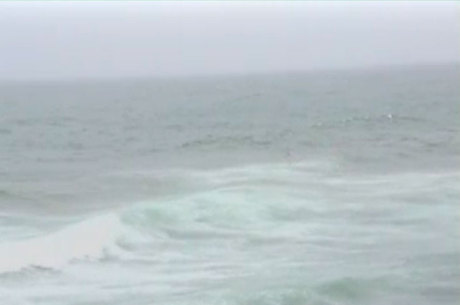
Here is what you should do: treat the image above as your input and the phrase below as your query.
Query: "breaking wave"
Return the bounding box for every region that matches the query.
[0,214,124,273]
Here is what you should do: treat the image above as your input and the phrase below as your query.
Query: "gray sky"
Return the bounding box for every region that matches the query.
[1,1,459,80]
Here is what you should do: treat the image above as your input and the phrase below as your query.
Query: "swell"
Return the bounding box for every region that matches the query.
[0,162,458,279]
[180,134,272,150]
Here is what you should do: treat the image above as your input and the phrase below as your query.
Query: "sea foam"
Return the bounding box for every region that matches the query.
[0,213,123,273]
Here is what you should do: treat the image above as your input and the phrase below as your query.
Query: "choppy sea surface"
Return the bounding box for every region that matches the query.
[0,65,459,305]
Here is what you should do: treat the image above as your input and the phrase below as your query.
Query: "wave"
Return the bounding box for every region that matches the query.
[0,162,332,273]
[1,162,458,276]
[309,113,428,130]
[179,134,272,150]
[0,214,124,273]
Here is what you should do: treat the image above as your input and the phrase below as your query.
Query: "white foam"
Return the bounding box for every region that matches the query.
[0,213,123,273]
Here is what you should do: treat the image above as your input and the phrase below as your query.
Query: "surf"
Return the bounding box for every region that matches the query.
[0,213,124,273]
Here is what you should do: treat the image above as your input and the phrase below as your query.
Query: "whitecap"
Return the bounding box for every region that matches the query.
[0,213,123,273]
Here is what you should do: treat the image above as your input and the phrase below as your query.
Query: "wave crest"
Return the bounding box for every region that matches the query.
[0,214,123,273]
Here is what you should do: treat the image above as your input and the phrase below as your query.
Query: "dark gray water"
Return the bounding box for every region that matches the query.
[0,64,459,304]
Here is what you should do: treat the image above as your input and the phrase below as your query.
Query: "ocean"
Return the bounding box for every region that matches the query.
[0,64,459,304]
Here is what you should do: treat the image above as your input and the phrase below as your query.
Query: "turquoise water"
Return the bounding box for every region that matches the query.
[0,65,459,304]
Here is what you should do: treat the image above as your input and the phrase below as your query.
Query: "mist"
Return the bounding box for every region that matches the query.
[1,1,459,80]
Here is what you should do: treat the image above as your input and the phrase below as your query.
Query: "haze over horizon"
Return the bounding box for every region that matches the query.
[1,1,459,80]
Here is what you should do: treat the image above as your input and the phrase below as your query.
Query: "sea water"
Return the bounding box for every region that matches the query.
[0,65,459,304]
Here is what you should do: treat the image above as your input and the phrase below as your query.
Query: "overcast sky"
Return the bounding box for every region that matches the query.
[0,1,459,80]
